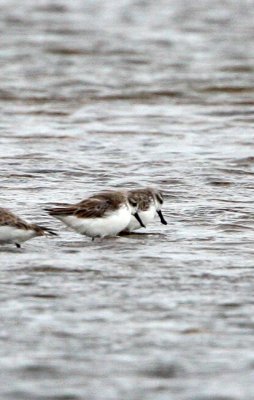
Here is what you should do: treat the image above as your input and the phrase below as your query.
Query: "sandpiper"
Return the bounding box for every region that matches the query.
[45,190,145,240]
[122,187,167,232]
[0,207,57,248]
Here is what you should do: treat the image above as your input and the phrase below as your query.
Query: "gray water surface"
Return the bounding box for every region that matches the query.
[1,1,254,399]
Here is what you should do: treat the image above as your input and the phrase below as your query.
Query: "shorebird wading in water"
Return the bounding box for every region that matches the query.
[0,207,57,248]
[122,187,167,233]
[45,190,145,240]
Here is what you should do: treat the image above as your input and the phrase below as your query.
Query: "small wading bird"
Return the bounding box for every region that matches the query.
[0,207,57,248]
[121,187,167,233]
[45,190,145,241]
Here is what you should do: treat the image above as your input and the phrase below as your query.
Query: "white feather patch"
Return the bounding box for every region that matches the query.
[55,205,131,237]
[0,226,37,244]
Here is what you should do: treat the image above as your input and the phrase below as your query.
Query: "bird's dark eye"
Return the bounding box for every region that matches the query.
[129,199,137,207]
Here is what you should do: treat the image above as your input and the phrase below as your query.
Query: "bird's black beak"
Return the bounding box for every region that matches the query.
[134,212,146,228]
[157,210,167,225]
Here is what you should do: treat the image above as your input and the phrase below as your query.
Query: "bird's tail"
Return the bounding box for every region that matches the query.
[35,224,58,236]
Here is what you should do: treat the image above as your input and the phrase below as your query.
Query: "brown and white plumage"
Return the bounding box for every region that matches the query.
[0,207,57,248]
[122,187,167,232]
[45,190,145,240]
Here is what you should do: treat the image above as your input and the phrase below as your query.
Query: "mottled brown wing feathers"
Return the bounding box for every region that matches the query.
[75,199,110,218]
[46,205,80,216]
[0,207,31,230]
[47,198,111,219]
[79,191,125,211]
[46,191,127,219]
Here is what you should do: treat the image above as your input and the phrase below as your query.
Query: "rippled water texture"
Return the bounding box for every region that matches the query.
[1,1,254,399]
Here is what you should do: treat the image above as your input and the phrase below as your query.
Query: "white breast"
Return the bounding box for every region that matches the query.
[56,205,131,238]
[125,204,157,232]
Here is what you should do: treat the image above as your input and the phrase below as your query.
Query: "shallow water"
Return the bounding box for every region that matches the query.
[1,1,254,399]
